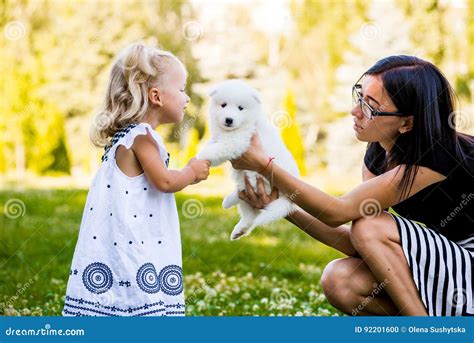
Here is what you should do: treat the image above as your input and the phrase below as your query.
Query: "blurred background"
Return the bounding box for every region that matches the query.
[0,0,473,316]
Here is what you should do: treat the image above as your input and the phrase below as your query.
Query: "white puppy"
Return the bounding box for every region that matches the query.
[197,79,300,240]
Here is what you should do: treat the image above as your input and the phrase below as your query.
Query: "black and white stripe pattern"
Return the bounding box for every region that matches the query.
[390,213,474,316]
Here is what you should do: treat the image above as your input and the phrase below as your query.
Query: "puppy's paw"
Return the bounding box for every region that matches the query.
[222,192,239,209]
[230,224,254,240]
[196,152,211,162]
[222,198,233,209]
[230,230,244,241]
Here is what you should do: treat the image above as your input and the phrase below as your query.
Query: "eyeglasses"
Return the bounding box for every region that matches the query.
[352,84,405,120]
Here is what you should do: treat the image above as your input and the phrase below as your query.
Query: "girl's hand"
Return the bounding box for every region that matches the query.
[231,134,268,172]
[238,175,279,209]
[187,158,210,183]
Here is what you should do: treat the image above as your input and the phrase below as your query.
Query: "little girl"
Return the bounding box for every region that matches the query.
[62,42,210,316]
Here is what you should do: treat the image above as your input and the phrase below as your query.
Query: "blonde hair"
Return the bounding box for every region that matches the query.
[90,42,185,147]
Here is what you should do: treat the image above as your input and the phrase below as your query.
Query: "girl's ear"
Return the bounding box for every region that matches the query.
[399,115,414,134]
[149,87,163,106]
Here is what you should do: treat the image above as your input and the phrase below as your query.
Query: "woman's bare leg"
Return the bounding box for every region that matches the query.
[350,212,428,316]
[321,257,398,315]
[288,209,427,315]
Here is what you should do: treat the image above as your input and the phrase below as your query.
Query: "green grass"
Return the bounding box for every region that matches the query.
[0,189,343,316]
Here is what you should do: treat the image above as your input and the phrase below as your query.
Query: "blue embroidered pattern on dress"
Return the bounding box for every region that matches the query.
[136,263,160,294]
[165,152,170,167]
[101,124,138,162]
[63,295,185,316]
[63,307,185,317]
[82,262,113,294]
[118,281,131,287]
[159,265,183,295]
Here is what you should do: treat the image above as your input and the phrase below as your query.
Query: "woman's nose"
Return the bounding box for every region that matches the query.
[351,104,363,119]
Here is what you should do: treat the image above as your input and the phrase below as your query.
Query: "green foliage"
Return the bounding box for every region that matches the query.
[0,50,71,175]
[27,106,71,175]
[1,0,203,175]
[286,0,368,123]
[1,0,472,176]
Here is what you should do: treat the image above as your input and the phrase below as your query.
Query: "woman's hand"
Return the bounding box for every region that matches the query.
[231,134,268,172]
[238,175,279,209]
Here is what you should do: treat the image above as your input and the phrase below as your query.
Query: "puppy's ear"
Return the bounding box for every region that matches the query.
[251,90,261,104]
[208,86,219,97]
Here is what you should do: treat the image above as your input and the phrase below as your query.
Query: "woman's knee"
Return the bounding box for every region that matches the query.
[350,217,378,250]
[321,258,357,311]
[350,212,398,252]
[321,258,348,289]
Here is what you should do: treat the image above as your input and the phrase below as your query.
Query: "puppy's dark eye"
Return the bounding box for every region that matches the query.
[238,106,244,111]
[221,103,227,108]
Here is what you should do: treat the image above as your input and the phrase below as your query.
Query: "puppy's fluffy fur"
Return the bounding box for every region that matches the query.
[197,79,299,240]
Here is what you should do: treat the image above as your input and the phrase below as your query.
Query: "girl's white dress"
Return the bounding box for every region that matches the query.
[62,122,185,316]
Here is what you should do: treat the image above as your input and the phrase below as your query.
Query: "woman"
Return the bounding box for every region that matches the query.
[231,55,473,316]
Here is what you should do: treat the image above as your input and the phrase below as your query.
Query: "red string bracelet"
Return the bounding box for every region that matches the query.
[259,157,275,175]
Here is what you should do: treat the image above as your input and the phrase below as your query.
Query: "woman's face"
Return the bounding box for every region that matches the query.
[350,74,411,148]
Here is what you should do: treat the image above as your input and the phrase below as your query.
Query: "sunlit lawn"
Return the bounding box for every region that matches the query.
[0,189,343,316]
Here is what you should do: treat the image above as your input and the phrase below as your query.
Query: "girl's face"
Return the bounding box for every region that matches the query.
[156,61,190,124]
[350,74,412,150]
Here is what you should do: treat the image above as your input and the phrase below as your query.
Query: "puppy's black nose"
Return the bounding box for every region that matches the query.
[225,118,233,125]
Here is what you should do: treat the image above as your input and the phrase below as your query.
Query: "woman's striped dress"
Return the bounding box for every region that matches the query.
[390,213,474,316]
[364,137,474,316]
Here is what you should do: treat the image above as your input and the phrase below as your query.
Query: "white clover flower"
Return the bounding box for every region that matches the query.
[206,288,217,297]
[316,294,326,303]
[21,308,32,315]
[196,300,206,310]
[261,298,269,304]
[318,308,331,316]
[242,292,251,300]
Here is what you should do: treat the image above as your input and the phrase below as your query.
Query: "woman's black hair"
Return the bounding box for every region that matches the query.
[363,55,473,200]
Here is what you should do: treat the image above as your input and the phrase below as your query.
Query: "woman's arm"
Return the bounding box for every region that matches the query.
[238,156,382,256]
[283,162,379,256]
[132,132,210,193]
[285,209,357,256]
[240,176,357,256]
[232,134,446,227]
[268,160,445,227]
